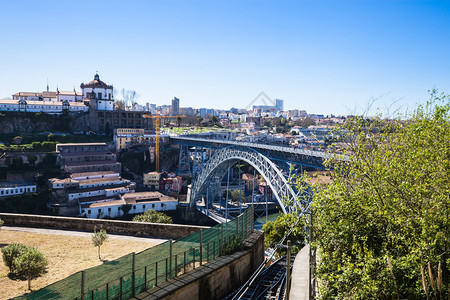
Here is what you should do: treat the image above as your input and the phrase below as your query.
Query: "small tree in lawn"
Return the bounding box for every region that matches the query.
[13,246,48,290]
[92,229,108,260]
[2,243,28,273]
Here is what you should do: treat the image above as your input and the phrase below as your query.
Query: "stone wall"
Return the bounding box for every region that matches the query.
[0,213,208,240]
[134,231,265,300]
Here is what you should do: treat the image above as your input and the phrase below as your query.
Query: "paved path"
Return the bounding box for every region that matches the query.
[290,244,310,300]
[1,226,167,244]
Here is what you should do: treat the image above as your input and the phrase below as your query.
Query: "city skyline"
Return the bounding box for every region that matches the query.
[1,0,449,116]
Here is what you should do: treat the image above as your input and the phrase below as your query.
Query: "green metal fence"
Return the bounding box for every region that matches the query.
[16,207,254,300]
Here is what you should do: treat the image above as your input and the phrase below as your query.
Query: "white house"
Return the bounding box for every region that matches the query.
[79,191,178,219]
[0,99,88,114]
[0,183,36,198]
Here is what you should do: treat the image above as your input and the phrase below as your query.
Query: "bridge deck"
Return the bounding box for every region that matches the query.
[171,136,348,160]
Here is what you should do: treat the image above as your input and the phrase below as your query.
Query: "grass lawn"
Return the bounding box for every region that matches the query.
[0,230,160,299]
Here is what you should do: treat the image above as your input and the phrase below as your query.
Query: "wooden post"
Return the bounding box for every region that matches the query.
[155,261,158,286]
[165,258,168,281]
[220,223,224,255]
[119,277,123,300]
[132,252,135,297]
[81,270,85,300]
[184,251,187,273]
[200,229,203,266]
[144,266,147,290]
[169,239,173,278]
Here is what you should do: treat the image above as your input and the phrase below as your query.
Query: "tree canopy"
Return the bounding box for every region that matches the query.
[132,209,173,224]
[313,93,450,299]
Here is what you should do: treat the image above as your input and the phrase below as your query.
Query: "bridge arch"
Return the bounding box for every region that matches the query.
[189,146,300,214]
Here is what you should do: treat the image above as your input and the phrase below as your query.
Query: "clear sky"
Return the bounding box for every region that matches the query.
[0,0,449,115]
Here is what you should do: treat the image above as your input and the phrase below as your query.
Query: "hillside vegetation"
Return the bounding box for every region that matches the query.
[314,92,450,299]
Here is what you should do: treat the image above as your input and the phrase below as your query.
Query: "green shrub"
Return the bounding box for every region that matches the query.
[222,236,245,255]
[132,209,173,224]
[1,243,28,273]
[13,246,48,290]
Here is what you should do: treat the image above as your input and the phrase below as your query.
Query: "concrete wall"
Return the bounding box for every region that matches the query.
[134,231,265,300]
[0,213,208,240]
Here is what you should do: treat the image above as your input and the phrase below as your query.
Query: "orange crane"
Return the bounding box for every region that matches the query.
[142,110,185,172]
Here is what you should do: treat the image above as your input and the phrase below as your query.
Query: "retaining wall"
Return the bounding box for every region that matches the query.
[0,213,208,240]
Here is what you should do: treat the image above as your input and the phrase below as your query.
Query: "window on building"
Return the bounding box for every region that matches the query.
[98,93,102,99]
[152,204,155,208]
[143,205,145,209]
[88,210,91,214]
[108,207,111,212]
[98,209,101,213]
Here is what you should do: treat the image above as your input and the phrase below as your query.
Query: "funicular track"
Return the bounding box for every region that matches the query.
[229,254,296,300]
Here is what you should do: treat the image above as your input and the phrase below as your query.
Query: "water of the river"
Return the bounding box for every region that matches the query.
[254,212,282,230]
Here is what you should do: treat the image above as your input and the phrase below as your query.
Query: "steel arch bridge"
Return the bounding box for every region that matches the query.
[189,145,310,215]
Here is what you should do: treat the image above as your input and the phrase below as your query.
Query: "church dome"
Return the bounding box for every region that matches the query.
[80,73,113,89]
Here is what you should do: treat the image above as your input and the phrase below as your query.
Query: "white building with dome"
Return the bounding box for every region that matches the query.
[0,73,114,114]
[80,73,114,111]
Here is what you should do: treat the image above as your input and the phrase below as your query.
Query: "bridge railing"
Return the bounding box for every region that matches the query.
[171,136,343,160]
[17,207,254,300]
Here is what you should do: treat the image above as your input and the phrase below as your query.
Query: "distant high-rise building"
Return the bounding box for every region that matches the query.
[275,99,284,112]
[199,108,207,117]
[172,97,180,116]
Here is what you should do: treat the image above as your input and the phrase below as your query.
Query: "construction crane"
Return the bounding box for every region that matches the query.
[142,110,185,172]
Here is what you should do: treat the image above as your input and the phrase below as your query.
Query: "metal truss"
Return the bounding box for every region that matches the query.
[189,145,306,214]
[171,136,349,169]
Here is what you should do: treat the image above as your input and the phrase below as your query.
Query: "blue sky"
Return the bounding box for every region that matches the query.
[0,0,449,115]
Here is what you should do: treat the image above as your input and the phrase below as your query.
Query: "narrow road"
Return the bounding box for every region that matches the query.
[1,226,167,244]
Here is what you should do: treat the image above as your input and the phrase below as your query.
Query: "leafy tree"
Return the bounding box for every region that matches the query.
[197,116,203,127]
[92,229,108,260]
[296,116,315,128]
[34,173,45,187]
[210,115,219,126]
[313,93,450,299]
[231,190,245,203]
[39,153,57,169]
[13,246,48,290]
[114,100,126,111]
[2,243,28,273]
[0,217,3,229]
[41,141,56,152]
[31,142,41,151]
[176,116,182,127]
[133,209,173,224]
[263,213,305,257]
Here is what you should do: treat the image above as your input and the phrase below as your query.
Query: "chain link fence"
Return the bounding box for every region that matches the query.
[17,206,254,300]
